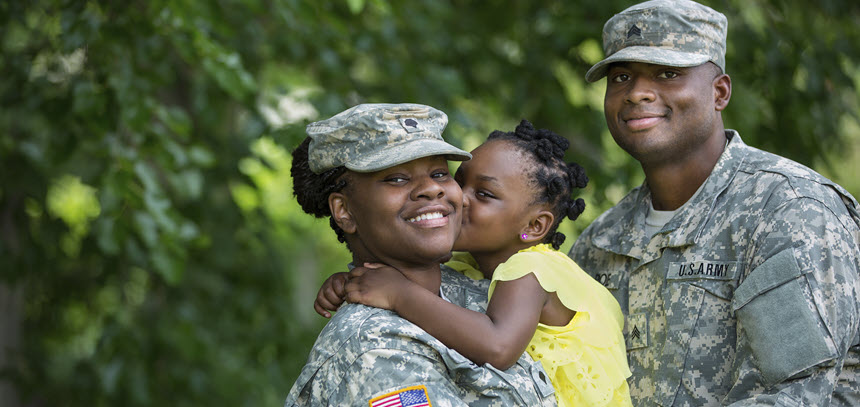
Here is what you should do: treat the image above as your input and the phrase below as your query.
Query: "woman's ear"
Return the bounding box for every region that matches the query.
[329,192,356,234]
[521,210,554,242]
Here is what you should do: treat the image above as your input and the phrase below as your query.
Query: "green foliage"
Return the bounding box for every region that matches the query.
[0,0,858,405]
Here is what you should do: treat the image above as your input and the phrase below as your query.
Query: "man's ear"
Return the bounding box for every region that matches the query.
[714,73,732,112]
[329,192,356,234]
[522,210,554,242]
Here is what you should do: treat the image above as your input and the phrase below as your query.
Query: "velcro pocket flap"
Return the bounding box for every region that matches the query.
[732,248,836,386]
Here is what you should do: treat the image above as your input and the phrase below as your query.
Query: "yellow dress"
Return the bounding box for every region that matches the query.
[447,245,632,407]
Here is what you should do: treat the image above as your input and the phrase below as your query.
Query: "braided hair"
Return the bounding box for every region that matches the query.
[487,120,588,249]
[290,137,350,245]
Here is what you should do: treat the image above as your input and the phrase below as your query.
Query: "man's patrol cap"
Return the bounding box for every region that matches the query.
[306,103,471,174]
[585,0,727,82]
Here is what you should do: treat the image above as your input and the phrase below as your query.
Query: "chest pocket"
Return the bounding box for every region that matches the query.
[661,260,741,374]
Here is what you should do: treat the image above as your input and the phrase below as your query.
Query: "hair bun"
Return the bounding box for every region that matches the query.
[515,120,538,140]
[567,162,589,189]
[550,232,566,249]
[567,198,586,221]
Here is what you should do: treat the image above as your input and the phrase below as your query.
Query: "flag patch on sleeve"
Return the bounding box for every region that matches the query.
[369,385,431,407]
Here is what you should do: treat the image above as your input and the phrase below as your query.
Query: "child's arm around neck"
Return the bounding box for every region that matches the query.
[345,263,552,369]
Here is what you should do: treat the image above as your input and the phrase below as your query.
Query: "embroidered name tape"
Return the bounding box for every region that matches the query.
[667,260,740,281]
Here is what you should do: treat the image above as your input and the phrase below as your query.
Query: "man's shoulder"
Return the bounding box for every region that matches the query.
[735,144,858,211]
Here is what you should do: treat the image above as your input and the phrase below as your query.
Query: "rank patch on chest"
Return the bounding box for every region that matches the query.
[626,312,648,350]
[369,385,431,407]
[667,260,740,281]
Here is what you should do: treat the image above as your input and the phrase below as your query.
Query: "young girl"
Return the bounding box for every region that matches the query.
[316,120,632,407]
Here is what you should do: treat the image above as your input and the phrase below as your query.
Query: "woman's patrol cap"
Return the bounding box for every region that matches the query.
[585,0,727,82]
[306,103,472,174]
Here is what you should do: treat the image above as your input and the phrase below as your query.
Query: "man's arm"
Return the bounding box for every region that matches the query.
[727,196,859,405]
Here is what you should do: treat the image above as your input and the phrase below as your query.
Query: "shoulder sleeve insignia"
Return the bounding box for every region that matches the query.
[369,385,431,407]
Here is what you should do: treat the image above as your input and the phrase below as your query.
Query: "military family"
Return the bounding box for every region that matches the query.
[285,1,860,406]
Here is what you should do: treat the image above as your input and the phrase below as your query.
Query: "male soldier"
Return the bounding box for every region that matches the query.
[569,0,860,405]
[285,104,557,406]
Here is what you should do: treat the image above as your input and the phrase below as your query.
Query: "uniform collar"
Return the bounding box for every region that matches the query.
[592,130,748,262]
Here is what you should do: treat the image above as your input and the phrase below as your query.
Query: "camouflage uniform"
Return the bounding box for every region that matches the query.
[284,266,557,406]
[569,132,860,406]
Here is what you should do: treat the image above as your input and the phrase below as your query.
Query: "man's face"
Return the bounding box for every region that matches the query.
[603,62,723,167]
[343,155,463,268]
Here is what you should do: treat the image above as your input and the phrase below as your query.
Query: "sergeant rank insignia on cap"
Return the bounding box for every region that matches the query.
[369,385,431,407]
[400,117,423,133]
[627,24,641,38]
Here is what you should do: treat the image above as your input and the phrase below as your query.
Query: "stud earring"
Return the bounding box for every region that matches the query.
[520,233,528,240]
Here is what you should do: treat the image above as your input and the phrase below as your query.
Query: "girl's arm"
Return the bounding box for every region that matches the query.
[345,265,548,369]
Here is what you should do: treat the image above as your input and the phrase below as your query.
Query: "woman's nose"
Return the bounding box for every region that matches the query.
[412,176,445,200]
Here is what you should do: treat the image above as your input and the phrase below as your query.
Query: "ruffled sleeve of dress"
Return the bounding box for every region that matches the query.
[488,244,632,407]
[445,251,484,281]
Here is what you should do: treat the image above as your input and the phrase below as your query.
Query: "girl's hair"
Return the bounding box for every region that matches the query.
[487,120,588,250]
[291,137,350,244]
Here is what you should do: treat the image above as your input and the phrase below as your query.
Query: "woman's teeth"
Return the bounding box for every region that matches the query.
[407,212,444,223]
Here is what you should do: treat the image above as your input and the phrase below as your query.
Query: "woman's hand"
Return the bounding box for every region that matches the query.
[314,272,349,318]
[344,263,414,311]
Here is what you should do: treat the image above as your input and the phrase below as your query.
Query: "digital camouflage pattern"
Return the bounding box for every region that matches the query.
[585,0,727,82]
[284,267,557,407]
[306,103,471,174]
[569,132,860,406]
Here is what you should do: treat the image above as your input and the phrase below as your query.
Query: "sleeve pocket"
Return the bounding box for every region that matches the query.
[731,248,836,386]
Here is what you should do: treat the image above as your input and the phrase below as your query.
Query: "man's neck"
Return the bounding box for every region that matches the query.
[643,131,727,211]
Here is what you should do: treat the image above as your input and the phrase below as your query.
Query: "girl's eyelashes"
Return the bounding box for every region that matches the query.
[475,189,496,199]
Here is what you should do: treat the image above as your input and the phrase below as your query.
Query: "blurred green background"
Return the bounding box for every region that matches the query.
[1,0,859,405]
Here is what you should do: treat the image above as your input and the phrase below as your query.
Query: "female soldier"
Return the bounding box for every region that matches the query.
[284,103,557,407]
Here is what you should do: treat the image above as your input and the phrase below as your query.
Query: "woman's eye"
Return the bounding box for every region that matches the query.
[384,176,408,183]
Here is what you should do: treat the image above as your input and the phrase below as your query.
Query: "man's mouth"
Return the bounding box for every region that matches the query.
[622,111,667,131]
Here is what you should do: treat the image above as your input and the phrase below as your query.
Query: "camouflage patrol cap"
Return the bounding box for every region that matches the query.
[585,0,727,82]
[306,103,471,174]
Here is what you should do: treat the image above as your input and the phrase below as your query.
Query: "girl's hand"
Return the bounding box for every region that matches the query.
[344,263,413,311]
[314,272,349,318]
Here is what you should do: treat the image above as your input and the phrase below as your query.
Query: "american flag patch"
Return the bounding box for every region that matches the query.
[368,385,431,407]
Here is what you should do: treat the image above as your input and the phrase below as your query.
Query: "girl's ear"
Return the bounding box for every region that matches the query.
[329,192,357,234]
[522,209,554,242]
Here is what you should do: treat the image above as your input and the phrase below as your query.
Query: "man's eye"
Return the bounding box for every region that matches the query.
[610,73,630,83]
[658,71,679,79]
[384,176,408,183]
[432,171,449,179]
